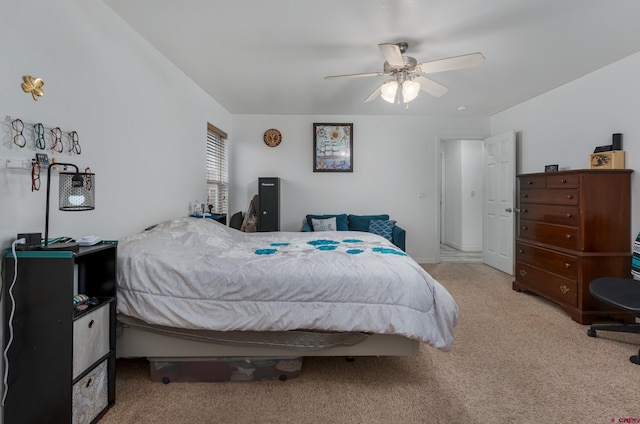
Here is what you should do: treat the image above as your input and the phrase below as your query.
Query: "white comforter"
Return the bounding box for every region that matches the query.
[117,217,459,350]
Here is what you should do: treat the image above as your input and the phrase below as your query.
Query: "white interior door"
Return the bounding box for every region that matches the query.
[483,131,515,275]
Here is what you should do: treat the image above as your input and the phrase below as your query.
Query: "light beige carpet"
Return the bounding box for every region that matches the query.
[100,263,640,424]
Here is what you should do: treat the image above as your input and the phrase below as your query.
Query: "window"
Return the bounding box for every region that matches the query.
[206,123,228,214]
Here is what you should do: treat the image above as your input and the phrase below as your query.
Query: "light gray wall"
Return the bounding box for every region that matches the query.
[0,3,636,267]
[230,115,489,262]
[491,52,640,243]
[0,0,232,249]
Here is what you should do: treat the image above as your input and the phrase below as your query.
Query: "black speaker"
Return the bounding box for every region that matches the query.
[258,177,280,232]
[612,133,622,150]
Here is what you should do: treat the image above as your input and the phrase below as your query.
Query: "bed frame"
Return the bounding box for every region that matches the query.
[116,325,420,359]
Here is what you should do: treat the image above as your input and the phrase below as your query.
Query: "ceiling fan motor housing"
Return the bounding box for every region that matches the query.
[384,56,417,73]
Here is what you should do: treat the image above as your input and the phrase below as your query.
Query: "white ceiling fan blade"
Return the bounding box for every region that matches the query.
[416,52,485,74]
[378,43,404,67]
[324,71,385,80]
[415,76,448,97]
[364,82,385,103]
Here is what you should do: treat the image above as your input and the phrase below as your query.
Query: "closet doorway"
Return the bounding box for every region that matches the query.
[439,138,483,263]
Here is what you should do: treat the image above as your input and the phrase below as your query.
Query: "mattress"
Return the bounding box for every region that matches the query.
[116,217,459,351]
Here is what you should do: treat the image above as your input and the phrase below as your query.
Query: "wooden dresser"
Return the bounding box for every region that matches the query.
[513,169,633,324]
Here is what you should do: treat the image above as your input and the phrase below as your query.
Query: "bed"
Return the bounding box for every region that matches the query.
[115,217,459,360]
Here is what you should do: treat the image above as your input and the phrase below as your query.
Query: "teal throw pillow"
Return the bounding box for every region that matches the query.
[368,220,396,241]
[348,214,390,232]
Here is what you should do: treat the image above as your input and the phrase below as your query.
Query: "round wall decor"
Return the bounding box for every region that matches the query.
[263,128,282,147]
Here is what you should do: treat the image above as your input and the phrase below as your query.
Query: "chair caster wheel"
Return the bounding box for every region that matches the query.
[587,328,597,338]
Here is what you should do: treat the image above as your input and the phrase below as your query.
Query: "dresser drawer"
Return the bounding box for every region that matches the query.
[519,175,546,189]
[515,262,577,307]
[519,220,578,250]
[545,174,580,189]
[73,359,108,424]
[519,204,579,226]
[520,189,579,206]
[73,303,110,379]
[516,242,578,280]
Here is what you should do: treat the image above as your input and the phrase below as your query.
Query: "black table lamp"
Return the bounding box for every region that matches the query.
[44,162,95,250]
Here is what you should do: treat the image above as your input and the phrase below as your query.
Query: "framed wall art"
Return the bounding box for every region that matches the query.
[313,123,353,172]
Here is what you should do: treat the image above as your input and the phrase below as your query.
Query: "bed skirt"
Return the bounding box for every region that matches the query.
[116,314,420,358]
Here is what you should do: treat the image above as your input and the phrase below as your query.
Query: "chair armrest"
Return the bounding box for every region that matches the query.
[392,225,406,251]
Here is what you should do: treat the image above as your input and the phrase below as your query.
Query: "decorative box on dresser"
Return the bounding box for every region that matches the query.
[2,242,117,424]
[513,169,633,324]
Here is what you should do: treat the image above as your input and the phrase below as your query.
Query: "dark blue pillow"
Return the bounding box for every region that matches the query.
[348,214,390,232]
[306,214,349,231]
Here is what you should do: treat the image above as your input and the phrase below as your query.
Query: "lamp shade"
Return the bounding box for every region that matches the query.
[401,80,420,103]
[58,172,95,211]
[380,80,398,103]
[44,163,96,248]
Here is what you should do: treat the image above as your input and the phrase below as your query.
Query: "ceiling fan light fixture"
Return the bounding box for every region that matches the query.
[380,80,398,103]
[401,80,420,103]
[325,42,485,107]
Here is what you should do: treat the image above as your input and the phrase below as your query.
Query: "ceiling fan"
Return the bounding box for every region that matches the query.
[324,42,485,106]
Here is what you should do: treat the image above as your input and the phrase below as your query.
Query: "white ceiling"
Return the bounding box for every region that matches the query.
[103,0,640,117]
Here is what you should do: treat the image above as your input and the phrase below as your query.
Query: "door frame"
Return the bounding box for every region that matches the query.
[436,135,486,263]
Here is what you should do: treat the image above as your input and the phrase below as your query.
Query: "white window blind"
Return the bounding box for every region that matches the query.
[206,123,228,214]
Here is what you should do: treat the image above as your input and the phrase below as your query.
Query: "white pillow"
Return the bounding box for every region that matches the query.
[311,217,337,232]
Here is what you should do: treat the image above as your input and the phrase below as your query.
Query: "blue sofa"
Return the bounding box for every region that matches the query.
[301,213,406,251]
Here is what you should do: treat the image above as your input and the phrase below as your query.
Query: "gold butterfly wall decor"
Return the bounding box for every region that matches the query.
[21,75,44,101]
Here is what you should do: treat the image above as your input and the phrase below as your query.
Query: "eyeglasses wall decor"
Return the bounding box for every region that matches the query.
[5,115,82,155]
[4,115,87,194]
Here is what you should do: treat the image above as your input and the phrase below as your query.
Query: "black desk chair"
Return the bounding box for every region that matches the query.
[588,277,640,365]
[229,211,244,230]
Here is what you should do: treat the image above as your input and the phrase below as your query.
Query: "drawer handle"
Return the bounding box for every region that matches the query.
[566,195,573,199]
[86,378,93,388]
[521,226,528,230]
[564,263,571,269]
[560,179,567,184]
[88,319,94,329]
[559,285,570,294]
[519,269,527,277]
[527,181,534,185]
[522,208,528,213]
[522,194,529,198]
[565,234,572,240]
[565,212,573,218]
[518,249,525,253]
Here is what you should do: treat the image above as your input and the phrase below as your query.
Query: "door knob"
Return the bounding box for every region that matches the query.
[505,208,513,213]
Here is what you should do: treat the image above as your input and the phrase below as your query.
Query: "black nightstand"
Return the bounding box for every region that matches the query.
[2,242,117,424]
